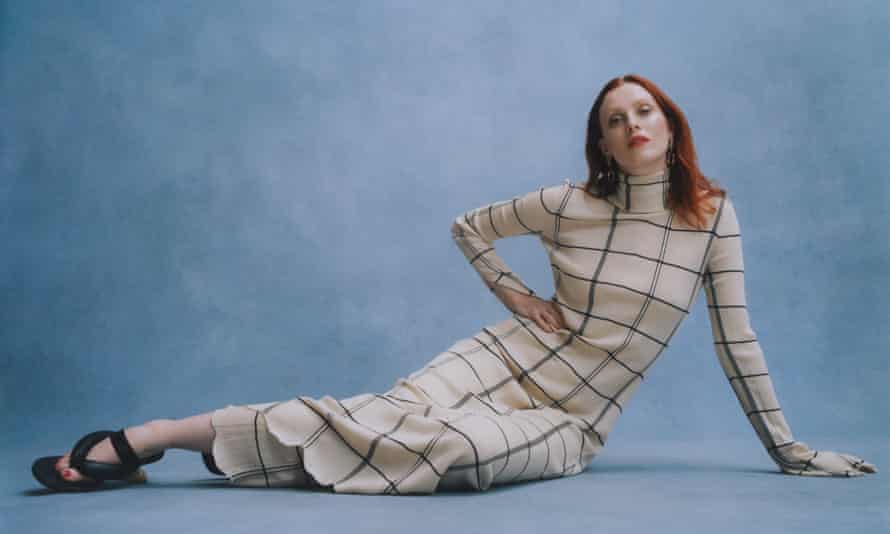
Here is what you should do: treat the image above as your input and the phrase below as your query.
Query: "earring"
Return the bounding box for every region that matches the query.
[604,155,616,182]
[666,138,676,167]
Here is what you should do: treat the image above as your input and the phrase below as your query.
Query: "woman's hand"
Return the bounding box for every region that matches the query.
[779,449,878,477]
[495,288,567,333]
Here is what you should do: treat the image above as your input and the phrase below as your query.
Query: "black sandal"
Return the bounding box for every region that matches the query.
[31,429,164,492]
[201,451,225,476]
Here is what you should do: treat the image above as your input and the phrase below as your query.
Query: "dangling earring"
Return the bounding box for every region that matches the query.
[665,138,676,167]
[603,154,616,182]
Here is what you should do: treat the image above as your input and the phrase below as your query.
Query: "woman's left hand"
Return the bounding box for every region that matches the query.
[780,450,878,477]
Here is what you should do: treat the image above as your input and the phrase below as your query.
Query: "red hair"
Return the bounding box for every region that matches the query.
[583,74,725,229]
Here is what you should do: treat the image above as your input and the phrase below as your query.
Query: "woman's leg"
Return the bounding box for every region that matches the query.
[55,411,217,482]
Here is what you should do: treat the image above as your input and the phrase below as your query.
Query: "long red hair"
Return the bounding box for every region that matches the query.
[583,74,724,229]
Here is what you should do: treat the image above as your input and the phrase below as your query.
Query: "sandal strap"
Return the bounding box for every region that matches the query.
[69,428,164,482]
[70,430,133,481]
[108,428,164,466]
[109,429,140,467]
[106,428,164,467]
[70,430,114,469]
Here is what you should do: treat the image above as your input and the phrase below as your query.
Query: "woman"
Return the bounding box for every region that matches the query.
[32,74,877,494]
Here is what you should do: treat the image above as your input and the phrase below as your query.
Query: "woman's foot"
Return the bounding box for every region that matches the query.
[52,425,160,483]
[40,413,216,486]
[52,438,114,483]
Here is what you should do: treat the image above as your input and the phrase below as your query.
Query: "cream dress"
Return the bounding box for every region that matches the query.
[209,169,816,494]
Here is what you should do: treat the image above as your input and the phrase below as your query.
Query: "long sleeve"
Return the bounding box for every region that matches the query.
[451,181,571,297]
[703,195,815,472]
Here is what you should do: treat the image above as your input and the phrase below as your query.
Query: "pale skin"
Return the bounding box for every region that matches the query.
[597,81,673,177]
[54,82,877,483]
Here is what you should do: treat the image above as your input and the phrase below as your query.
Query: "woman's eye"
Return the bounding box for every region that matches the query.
[640,108,651,114]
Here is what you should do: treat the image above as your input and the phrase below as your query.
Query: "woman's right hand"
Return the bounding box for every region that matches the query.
[778,448,878,477]
[498,289,567,333]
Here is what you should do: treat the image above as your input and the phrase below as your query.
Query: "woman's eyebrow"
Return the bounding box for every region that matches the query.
[606,99,652,115]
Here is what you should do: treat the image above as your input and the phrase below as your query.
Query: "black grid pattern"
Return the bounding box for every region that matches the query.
[209,171,826,494]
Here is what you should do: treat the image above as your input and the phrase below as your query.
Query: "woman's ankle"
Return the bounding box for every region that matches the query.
[127,419,174,457]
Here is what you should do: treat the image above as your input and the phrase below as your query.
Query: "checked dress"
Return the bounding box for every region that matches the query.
[209,169,818,494]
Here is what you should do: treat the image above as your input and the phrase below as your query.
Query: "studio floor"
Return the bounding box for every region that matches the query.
[3,435,887,534]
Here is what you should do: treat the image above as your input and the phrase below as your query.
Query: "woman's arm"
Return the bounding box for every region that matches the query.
[703,195,876,476]
[451,182,571,331]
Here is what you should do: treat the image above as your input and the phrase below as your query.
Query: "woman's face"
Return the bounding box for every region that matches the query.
[597,83,673,176]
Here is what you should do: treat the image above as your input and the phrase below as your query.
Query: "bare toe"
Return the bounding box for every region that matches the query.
[55,454,69,473]
[55,453,90,483]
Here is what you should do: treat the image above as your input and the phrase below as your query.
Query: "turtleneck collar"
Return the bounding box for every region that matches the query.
[607,168,671,213]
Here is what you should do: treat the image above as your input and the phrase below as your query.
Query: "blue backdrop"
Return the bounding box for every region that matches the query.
[3,0,888,499]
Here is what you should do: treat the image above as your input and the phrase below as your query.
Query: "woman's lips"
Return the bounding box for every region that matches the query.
[629,136,649,147]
